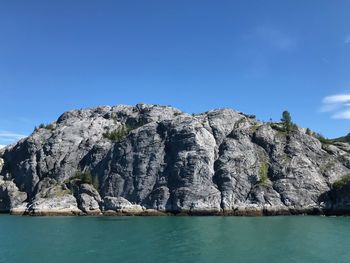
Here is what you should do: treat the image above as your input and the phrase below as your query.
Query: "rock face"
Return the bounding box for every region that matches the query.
[103,196,144,213]
[0,104,350,215]
[0,176,27,212]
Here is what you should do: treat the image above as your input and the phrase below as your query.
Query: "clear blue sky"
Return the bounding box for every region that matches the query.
[1,0,350,145]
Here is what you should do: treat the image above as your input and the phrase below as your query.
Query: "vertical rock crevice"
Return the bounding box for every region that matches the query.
[0,104,350,215]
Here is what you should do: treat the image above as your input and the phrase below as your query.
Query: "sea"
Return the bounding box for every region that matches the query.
[0,215,349,263]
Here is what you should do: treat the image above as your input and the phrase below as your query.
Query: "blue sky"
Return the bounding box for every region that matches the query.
[1,0,350,146]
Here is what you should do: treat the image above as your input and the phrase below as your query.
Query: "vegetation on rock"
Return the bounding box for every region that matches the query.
[2,104,350,216]
[269,110,298,134]
[306,128,312,136]
[34,123,55,131]
[258,162,270,186]
[332,174,350,189]
[103,122,148,142]
[41,184,72,198]
[280,111,298,132]
[72,170,93,184]
[68,170,100,190]
[103,127,131,142]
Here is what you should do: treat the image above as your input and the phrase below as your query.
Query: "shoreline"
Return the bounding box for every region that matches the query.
[2,207,350,217]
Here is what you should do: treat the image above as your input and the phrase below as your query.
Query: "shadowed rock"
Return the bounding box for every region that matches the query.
[0,104,349,216]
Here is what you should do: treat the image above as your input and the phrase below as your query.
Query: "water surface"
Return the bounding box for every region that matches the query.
[0,215,349,262]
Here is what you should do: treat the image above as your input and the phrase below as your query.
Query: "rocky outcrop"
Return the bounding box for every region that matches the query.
[72,183,102,215]
[0,176,27,213]
[0,158,4,173]
[0,103,349,216]
[23,178,81,215]
[103,196,144,212]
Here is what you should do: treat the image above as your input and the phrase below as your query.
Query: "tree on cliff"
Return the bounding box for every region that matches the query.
[281,110,293,132]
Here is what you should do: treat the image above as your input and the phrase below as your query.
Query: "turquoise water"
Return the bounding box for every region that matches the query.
[0,215,349,263]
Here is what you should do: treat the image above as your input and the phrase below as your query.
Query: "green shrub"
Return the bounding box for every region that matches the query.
[45,124,55,130]
[330,133,350,144]
[279,111,298,133]
[35,123,55,131]
[313,133,333,144]
[313,133,350,145]
[103,126,131,142]
[270,123,298,134]
[281,111,292,131]
[306,128,312,136]
[67,170,100,189]
[72,170,93,184]
[240,113,256,119]
[103,122,149,142]
[258,163,269,185]
[270,123,286,132]
[332,174,350,189]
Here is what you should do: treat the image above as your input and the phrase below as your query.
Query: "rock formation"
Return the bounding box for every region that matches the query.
[1,104,349,215]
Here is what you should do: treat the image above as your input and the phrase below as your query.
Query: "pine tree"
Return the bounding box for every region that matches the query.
[281,111,292,132]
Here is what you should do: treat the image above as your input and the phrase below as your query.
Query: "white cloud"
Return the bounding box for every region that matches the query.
[345,35,350,44]
[0,131,27,138]
[0,130,26,144]
[332,109,350,119]
[320,103,342,113]
[255,26,297,51]
[323,94,350,104]
[321,93,350,119]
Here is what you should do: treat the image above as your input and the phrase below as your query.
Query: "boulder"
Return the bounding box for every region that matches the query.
[0,176,27,212]
[103,196,144,213]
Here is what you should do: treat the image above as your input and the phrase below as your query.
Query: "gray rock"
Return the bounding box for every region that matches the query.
[78,183,102,202]
[103,196,144,212]
[1,104,350,215]
[0,176,27,212]
[27,194,81,215]
[78,193,101,214]
[72,183,102,214]
[0,158,3,174]
[330,181,350,211]
[10,202,29,215]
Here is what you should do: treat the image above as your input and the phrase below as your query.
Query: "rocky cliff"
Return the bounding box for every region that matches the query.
[1,104,350,216]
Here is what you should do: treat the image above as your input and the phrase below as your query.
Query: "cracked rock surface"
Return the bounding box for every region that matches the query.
[1,104,349,215]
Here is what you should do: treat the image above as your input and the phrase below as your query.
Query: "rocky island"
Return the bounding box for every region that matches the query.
[0,104,350,216]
